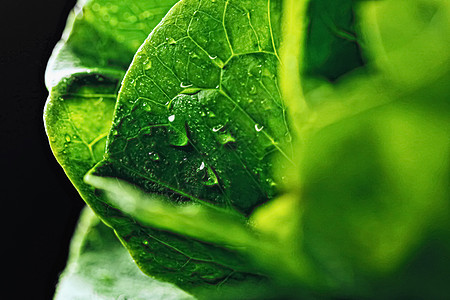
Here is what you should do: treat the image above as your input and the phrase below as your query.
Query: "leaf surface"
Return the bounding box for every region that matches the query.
[92,0,292,214]
[88,0,291,290]
[46,0,177,87]
[43,0,182,297]
[54,208,194,300]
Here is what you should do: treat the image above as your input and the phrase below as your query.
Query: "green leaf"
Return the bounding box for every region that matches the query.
[44,72,119,210]
[54,207,194,300]
[87,0,292,291]
[299,93,449,297]
[84,174,313,300]
[252,0,450,297]
[358,0,450,88]
[45,0,450,298]
[44,0,180,184]
[43,0,183,297]
[92,0,293,214]
[304,0,364,81]
[84,174,256,248]
[45,0,177,87]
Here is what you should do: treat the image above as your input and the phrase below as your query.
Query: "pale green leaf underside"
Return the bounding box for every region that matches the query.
[54,208,194,300]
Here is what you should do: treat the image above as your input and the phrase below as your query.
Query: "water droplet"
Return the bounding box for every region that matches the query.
[180,82,193,88]
[213,57,225,68]
[255,124,264,132]
[217,133,236,145]
[212,124,224,132]
[168,126,189,147]
[168,115,175,122]
[140,11,151,19]
[166,37,176,45]
[127,15,137,23]
[65,134,71,142]
[143,57,152,70]
[141,102,151,112]
[249,85,257,94]
[199,161,205,171]
[203,166,219,186]
[91,3,100,11]
[266,178,277,187]
[181,87,203,95]
[148,152,160,161]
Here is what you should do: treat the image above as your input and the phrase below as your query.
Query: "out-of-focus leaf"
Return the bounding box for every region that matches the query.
[299,96,449,297]
[304,0,363,82]
[253,0,450,298]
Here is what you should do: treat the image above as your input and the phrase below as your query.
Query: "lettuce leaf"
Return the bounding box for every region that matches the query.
[44,0,450,298]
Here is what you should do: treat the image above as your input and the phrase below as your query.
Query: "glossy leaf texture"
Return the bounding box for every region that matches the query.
[44,0,450,298]
[91,0,291,214]
[87,0,290,291]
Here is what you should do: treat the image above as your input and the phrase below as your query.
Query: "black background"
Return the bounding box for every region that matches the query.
[1,0,82,299]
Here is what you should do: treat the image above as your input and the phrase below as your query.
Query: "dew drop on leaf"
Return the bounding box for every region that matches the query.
[148,152,160,161]
[203,165,219,187]
[212,124,224,132]
[143,57,152,70]
[255,123,264,132]
[166,37,176,45]
[141,102,151,112]
[217,132,236,145]
[180,82,193,88]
